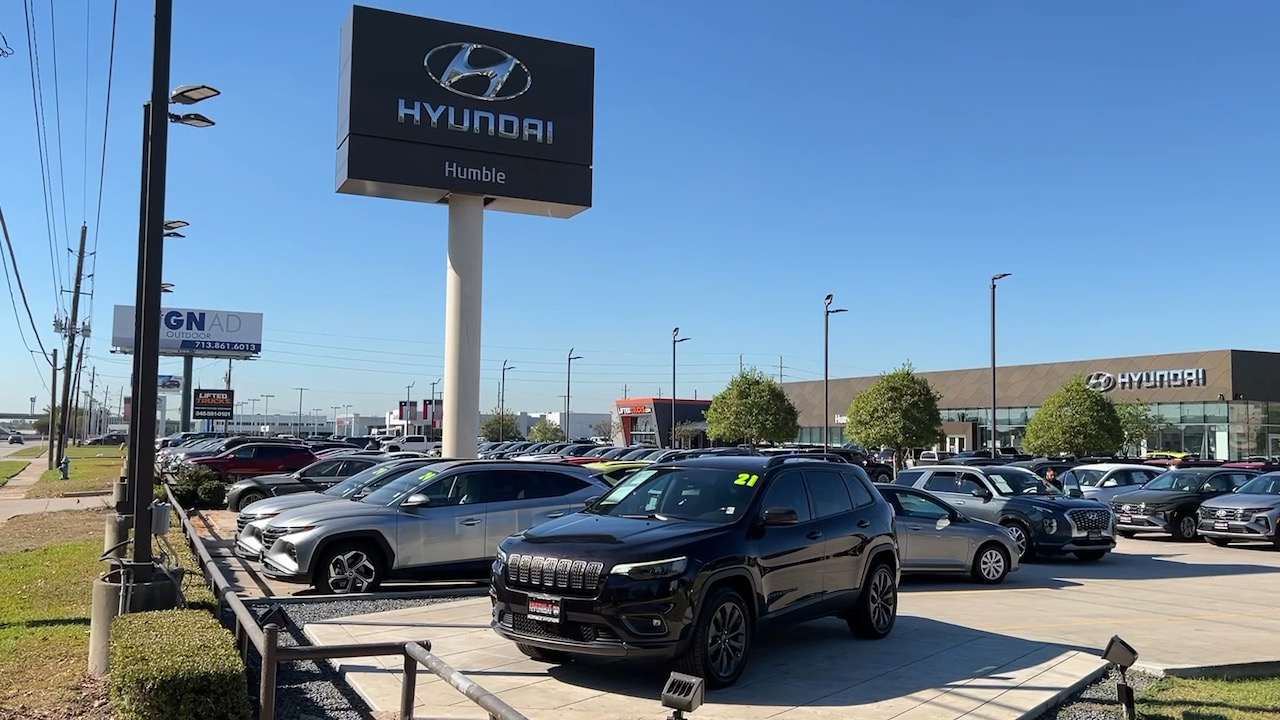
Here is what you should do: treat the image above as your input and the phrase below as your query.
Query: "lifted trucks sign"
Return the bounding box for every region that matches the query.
[336,6,595,218]
[193,390,235,420]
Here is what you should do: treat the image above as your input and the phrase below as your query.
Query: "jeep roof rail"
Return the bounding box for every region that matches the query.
[765,453,848,468]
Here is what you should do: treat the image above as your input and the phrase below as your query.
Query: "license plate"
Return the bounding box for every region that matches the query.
[1118,514,1131,523]
[527,594,562,624]
[1214,521,1229,531]
[1087,531,1101,540]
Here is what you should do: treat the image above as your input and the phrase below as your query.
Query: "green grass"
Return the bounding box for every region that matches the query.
[1140,676,1280,720]
[0,460,28,485]
[66,445,125,459]
[8,445,45,458]
[0,539,102,708]
[25,457,123,498]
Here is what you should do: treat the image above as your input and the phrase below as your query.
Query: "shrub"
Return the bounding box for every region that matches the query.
[171,465,225,509]
[109,609,251,720]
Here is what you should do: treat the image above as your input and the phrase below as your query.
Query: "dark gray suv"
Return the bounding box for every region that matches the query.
[893,464,1115,561]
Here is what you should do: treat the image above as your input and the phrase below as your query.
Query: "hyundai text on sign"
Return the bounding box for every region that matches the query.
[110,305,263,358]
[193,390,235,420]
[336,6,595,217]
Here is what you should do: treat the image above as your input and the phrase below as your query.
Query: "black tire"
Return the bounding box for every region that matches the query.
[235,490,268,511]
[1170,512,1198,542]
[874,471,892,484]
[1001,521,1035,561]
[971,543,1010,584]
[313,541,385,594]
[1073,550,1107,562]
[516,643,572,664]
[848,561,898,638]
[1206,537,1231,547]
[1118,530,1137,538]
[675,586,752,688]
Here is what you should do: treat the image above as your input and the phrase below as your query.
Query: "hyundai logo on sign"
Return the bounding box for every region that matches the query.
[1086,372,1117,392]
[426,43,532,101]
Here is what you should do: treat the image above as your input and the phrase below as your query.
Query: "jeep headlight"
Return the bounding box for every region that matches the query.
[495,547,508,569]
[611,556,688,580]
[1042,518,1058,534]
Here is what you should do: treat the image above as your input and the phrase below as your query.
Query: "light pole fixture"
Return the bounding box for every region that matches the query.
[672,328,690,449]
[404,381,416,433]
[428,379,441,435]
[990,273,1012,455]
[162,219,189,231]
[162,231,185,238]
[500,360,515,441]
[823,294,847,452]
[167,111,215,128]
[566,350,582,441]
[169,83,220,105]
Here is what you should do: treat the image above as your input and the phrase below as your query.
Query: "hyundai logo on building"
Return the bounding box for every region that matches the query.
[1086,372,1117,392]
[425,43,531,101]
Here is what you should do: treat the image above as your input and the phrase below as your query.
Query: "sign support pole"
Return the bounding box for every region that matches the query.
[441,194,483,459]
[180,356,193,431]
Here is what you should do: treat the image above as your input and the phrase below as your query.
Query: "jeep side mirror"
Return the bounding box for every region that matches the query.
[401,493,430,508]
[763,507,799,526]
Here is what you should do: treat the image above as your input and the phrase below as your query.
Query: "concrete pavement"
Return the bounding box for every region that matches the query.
[0,450,111,517]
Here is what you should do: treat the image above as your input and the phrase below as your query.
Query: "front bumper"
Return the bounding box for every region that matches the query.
[489,568,693,660]
[1114,513,1170,534]
[1197,516,1280,541]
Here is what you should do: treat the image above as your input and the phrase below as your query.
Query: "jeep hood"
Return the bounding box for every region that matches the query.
[512,513,724,554]
[1200,494,1280,511]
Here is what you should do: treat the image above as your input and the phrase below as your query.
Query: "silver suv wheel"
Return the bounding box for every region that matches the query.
[323,547,380,593]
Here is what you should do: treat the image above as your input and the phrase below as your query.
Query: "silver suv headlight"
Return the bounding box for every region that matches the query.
[611,557,688,580]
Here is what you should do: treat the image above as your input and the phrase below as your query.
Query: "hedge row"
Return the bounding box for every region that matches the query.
[109,609,251,720]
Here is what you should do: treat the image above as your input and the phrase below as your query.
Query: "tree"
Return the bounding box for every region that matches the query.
[705,369,799,447]
[528,417,565,442]
[844,363,943,471]
[32,405,83,436]
[591,417,620,440]
[1116,400,1166,455]
[1023,374,1123,457]
[672,421,701,449]
[480,408,520,442]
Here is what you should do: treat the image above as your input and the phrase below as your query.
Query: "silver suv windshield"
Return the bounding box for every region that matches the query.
[1236,474,1280,495]
[587,467,763,524]
[323,462,423,498]
[360,466,441,505]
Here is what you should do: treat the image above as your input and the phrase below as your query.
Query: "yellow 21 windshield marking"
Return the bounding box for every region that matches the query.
[733,473,759,487]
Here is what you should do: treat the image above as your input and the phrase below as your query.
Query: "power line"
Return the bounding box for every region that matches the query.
[84,0,118,322]
[22,0,65,316]
[46,0,73,268]
[0,203,53,363]
[81,0,90,218]
[0,211,51,393]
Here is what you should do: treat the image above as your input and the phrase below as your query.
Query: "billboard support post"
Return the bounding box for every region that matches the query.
[180,356,193,432]
[442,194,483,459]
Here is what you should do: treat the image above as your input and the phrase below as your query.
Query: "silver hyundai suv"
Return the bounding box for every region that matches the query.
[258,461,609,593]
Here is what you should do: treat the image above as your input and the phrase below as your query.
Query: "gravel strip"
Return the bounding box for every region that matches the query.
[1036,667,1161,720]
[224,595,473,720]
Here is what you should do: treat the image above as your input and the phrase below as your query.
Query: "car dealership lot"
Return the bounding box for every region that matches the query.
[299,537,1280,719]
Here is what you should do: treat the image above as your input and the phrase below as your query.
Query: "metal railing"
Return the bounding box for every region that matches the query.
[164,484,528,720]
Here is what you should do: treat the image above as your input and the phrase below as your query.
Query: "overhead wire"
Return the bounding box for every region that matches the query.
[0,203,54,364]
[0,208,52,391]
[46,0,73,280]
[85,0,118,323]
[22,0,66,317]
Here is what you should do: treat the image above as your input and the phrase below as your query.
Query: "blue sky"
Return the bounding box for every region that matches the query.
[2,1,1278,421]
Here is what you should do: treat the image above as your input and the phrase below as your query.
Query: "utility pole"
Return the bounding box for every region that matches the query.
[404,381,415,435]
[86,367,97,440]
[70,346,86,442]
[57,223,89,461]
[262,394,274,434]
[293,387,308,437]
[778,356,783,384]
[224,359,232,433]
[740,354,743,373]
[47,349,58,469]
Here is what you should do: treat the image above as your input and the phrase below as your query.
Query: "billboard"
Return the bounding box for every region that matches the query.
[158,375,183,394]
[111,305,263,358]
[193,389,234,420]
[336,6,595,217]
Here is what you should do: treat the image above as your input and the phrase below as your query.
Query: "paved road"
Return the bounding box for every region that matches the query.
[0,442,36,459]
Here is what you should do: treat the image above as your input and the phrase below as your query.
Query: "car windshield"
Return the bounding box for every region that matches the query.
[986,468,1057,495]
[1233,474,1280,495]
[359,465,442,505]
[586,466,763,524]
[324,462,414,498]
[1074,469,1107,487]
[1144,471,1205,492]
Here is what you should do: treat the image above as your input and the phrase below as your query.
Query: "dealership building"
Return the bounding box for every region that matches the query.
[782,350,1280,461]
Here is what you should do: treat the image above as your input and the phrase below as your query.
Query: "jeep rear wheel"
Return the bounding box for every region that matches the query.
[676,587,751,688]
[315,542,384,594]
[848,561,897,638]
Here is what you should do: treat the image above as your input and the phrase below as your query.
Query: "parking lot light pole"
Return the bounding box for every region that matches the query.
[293,388,308,437]
[566,350,582,441]
[672,328,690,449]
[500,361,515,441]
[823,295,847,453]
[261,394,274,433]
[990,273,1011,454]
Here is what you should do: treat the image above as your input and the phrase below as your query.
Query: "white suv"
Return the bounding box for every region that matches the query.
[381,435,441,453]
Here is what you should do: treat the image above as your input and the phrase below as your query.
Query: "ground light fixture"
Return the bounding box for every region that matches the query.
[1101,635,1139,720]
[661,671,704,719]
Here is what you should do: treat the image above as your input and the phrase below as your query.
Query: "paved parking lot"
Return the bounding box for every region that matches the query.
[301,536,1280,719]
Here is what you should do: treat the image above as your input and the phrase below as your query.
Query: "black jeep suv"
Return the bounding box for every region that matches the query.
[490,456,899,688]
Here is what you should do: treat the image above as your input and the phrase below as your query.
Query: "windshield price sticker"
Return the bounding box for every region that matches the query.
[733,473,759,487]
[418,470,438,481]
[371,467,391,476]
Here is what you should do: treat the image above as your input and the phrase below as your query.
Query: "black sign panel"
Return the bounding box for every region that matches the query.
[337,6,594,217]
[193,389,234,420]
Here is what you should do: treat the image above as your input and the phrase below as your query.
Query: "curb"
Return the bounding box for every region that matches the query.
[1020,654,1110,719]
[1136,659,1280,680]
[61,490,113,498]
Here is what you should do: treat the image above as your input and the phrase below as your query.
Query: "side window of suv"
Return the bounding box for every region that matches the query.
[923,471,959,493]
[839,471,877,509]
[230,446,255,458]
[893,469,924,487]
[803,469,854,518]
[958,474,987,495]
[521,471,590,500]
[761,471,812,522]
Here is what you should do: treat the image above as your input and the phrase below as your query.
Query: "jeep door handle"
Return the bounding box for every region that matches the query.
[545,511,565,519]
[806,530,823,540]
[461,518,483,526]
[907,525,924,531]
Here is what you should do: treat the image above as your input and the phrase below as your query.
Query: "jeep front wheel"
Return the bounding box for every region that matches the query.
[848,561,897,638]
[676,587,751,688]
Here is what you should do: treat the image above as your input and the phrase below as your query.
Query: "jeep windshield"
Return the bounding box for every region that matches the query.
[1144,471,1205,492]
[1236,474,1280,495]
[986,468,1058,495]
[585,467,762,524]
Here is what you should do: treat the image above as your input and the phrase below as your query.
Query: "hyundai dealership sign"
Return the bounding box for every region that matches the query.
[111,305,263,358]
[336,6,595,217]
